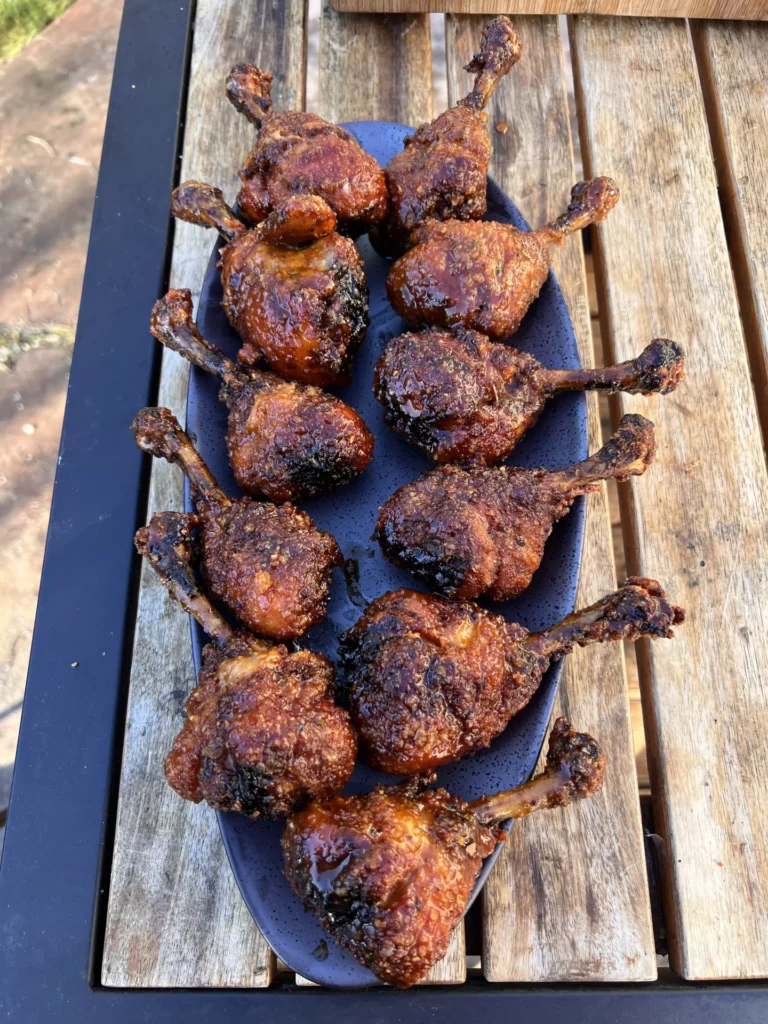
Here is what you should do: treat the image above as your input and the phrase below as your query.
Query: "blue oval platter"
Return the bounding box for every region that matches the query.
[186,121,588,988]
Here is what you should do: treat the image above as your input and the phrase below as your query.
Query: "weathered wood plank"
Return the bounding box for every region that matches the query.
[691,20,768,445]
[318,2,432,125]
[446,15,655,982]
[571,14,768,980]
[102,0,307,987]
[331,1,767,21]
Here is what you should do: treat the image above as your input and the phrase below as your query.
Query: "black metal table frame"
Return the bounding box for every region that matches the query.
[0,1,765,1020]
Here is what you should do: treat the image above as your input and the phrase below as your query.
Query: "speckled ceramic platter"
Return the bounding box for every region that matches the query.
[187,121,588,988]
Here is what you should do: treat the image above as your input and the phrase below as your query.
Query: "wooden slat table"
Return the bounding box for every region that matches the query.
[332,1,768,19]
[97,0,768,997]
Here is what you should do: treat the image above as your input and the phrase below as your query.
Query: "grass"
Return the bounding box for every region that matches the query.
[0,0,76,62]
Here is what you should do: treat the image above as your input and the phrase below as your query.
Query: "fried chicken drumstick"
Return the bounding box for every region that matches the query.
[283,717,604,986]
[387,177,619,339]
[373,16,523,255]
[340,581,682,775]
[150,289,374,502]
[171,186,368,387]
[374,328,684,464]
[132,407,341,640]
[376,414,655,601]
[136,512,356,819]
[226,62,387,238]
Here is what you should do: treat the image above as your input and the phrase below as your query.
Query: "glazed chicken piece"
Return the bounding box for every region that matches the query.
[150,289,374,503]
[387,177,619,339]
[171,185,368,387]
[340,581,682,775]
[226,62,387,238]
[374,328,684,464]
[283,717,604,986]
[136,511,356,818]
[376,413,654,601]
[373,16,523,255]
[132,407,341,640]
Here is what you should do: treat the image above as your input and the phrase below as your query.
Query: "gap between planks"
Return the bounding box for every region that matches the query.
[571,13,768,980]
[447,14,655,983]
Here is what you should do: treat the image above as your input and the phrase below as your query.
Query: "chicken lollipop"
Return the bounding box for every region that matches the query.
[374,327,684,464]
[376,414,655,601]
[226,62,387,237]
[132,407,341,640]
[373,15,523,255]
[171,185,368,387]
[150,289,374,502]
[136,511,356,819]
[283,717,604,987]
[387,177,619,339]
[340,581,682,776]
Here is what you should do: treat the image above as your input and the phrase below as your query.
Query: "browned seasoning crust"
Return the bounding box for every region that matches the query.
[387,217,548,338]
[131,407,342,641]
[135,510,356,820]
[528,716,606,810]
[226,63,387,238]
[165,633,357,820]
[223,378,374,502]
[282,775,500,987]
[340,588,538,774]
[281,718,606,988]
[373,17,522,254]
[379,104,493,252]
[220,219,368,387]
[387,178,619,339]
[374,327,684,465]
[375,414,656,601]
[374,327,541,464]
[171,185,369,388]
[199,498,342,641]
[151,289,374,503]
[339,582,683,776]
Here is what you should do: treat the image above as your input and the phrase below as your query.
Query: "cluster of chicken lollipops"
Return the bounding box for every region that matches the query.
[132,17,686,990]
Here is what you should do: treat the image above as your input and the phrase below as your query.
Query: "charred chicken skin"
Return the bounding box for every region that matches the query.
[132,407,342,640]
[340,581,682,776]
[136,511,356,819]
[171,185,368,387]
[373,16,523,255]
[376,414,655,601]
[150,289,374,503]
[226,62,387,238]
[374,328,684,464]
[387,177,619,339]
[283,717,604,986]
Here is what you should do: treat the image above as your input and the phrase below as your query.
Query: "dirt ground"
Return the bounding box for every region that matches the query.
[0,0,124,849]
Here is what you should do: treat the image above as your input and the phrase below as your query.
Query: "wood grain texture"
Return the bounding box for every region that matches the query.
[571,14,768,980]
[332,1,768,21]
[102,0,307,987]
[318,1,432,125]
[445,15,655,982]
[691,20,768,446]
